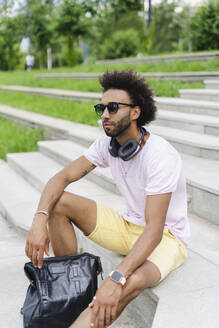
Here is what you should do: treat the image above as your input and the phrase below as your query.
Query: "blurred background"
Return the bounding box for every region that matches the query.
[0,0,218,70]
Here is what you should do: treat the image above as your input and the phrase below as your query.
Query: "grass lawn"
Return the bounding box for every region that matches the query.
[0,91,98,126]
[49,58,219,73]
[0,116,44,160]
[0,70,204,98]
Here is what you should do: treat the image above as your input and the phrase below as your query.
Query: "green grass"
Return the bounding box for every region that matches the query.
[53,59,219,73]
[0,90,98,126]
[0,116,44,160]
[0,70,204,97]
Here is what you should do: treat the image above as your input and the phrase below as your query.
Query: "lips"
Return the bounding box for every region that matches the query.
[103,121,113,127]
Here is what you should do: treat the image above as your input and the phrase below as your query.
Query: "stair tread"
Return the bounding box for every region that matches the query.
[180,88,219,94]
[157,109,219,126]
[38,139,219,195]
[156,96,219,108]
[149,124,219,148]
[6,151,126,213]
[1,155,219,266]
[0,163,40,230]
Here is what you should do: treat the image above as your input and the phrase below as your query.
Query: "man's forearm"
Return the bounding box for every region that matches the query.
[36,175,68,216]
[116,226,163,279]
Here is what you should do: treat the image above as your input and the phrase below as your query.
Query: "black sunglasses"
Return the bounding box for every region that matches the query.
[94,102,136,116]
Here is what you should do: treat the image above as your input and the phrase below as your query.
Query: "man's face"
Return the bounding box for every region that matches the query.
[100,89,133,138]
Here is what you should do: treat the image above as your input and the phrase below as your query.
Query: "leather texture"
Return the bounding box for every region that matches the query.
[22,252,103,328]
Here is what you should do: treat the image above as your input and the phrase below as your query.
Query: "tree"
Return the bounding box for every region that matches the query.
[0,9,22,70]
[89,1,145,60]
[146,0,183,54]
[24,0,54,68]
[56,0,90,66]
[191,0,219,51]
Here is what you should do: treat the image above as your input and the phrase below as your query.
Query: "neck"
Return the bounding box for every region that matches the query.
[116,125,141,145]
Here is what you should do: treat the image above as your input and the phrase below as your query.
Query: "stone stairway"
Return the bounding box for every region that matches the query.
[0,78,219,327]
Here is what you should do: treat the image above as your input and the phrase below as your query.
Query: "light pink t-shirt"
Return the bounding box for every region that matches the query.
[84,133,190,246]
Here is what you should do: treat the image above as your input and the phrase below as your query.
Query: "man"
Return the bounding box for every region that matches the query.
[25,53,34,71]
[25,70,190,328]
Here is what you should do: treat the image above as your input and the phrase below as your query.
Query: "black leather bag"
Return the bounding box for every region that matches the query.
[21,252,103,328]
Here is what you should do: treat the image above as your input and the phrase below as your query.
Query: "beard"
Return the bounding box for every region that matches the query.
[103,112,131,137]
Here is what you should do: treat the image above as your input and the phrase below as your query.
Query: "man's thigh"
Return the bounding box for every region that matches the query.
[86,203,133,255]
[54,191,97,236]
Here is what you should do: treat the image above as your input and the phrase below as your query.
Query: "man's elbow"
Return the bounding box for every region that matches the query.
[146,224,164,245]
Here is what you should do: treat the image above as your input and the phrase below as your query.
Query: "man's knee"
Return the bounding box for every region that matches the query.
[126,261,161,296]
[51,192,68,216]
[126,271,146,298]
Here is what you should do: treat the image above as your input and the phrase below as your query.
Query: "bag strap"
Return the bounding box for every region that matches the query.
[39,266,49,303]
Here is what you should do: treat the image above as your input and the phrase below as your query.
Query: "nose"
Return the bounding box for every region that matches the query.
[101,107,110,119]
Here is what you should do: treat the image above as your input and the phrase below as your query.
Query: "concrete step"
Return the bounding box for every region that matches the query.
[38,140,119,195]
[0,85,101,102]
[204,78,219,90]
[180,88,219,102]
[155,109,219,136]
[204,79,219,89]
[0,101,219,161]
[1,156,219,327]
[0,214,141,328]
[0,163,40,232]
[37,139,219,225]
[38,139,190,202]
[149,124,219,160]
[68,121,219,161]
[6,152,126,214]
[156,97,219,117]
[96,51,219,64]
[35,71,219,82]
[181,153,219,225]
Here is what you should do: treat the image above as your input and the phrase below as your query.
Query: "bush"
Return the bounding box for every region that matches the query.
[100,29,140,59]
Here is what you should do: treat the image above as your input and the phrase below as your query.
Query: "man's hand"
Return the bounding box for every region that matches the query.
[25,215,50,269]
[89,278,123,328]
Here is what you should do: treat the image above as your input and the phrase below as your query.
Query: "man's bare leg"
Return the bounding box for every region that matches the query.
[69,260,161,328]
[48,191,97,256]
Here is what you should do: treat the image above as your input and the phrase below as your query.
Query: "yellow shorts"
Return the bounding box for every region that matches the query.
[87,203,187,282]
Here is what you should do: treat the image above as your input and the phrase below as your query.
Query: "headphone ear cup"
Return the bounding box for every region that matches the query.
[118,140,140,161]
[109,137,120,157]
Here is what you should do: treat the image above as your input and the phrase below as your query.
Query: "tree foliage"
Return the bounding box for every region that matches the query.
[1,0,218,70]
[146,0,183,54]
[191,0,219,51]
[0,6,22,70]
[56,0,89,66]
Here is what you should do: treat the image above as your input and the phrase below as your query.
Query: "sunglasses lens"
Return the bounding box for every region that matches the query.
[108,102,119,113]
[94,104,105,116]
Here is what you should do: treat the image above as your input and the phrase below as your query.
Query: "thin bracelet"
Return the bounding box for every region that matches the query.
[35,210,49,217]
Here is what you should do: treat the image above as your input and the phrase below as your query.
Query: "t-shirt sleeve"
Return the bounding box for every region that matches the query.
[83,136,109,168]
[145,149,182,195]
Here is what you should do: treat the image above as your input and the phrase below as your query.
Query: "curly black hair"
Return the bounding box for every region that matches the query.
[99,70,157,127]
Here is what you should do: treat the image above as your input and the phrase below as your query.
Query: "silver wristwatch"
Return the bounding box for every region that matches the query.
[109,270,126,286]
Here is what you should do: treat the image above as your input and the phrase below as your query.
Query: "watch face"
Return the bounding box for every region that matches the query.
[111,271,122,282]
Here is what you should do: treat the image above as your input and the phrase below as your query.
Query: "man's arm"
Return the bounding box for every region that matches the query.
[35,156,96,214]
[25,156,96,267]
[116,192,171,278]
[90,192,171,328]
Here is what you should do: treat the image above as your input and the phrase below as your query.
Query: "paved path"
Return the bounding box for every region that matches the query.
[0,213,140,328]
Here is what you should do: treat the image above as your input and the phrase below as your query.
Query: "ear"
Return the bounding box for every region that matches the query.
[131,106,141,121]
